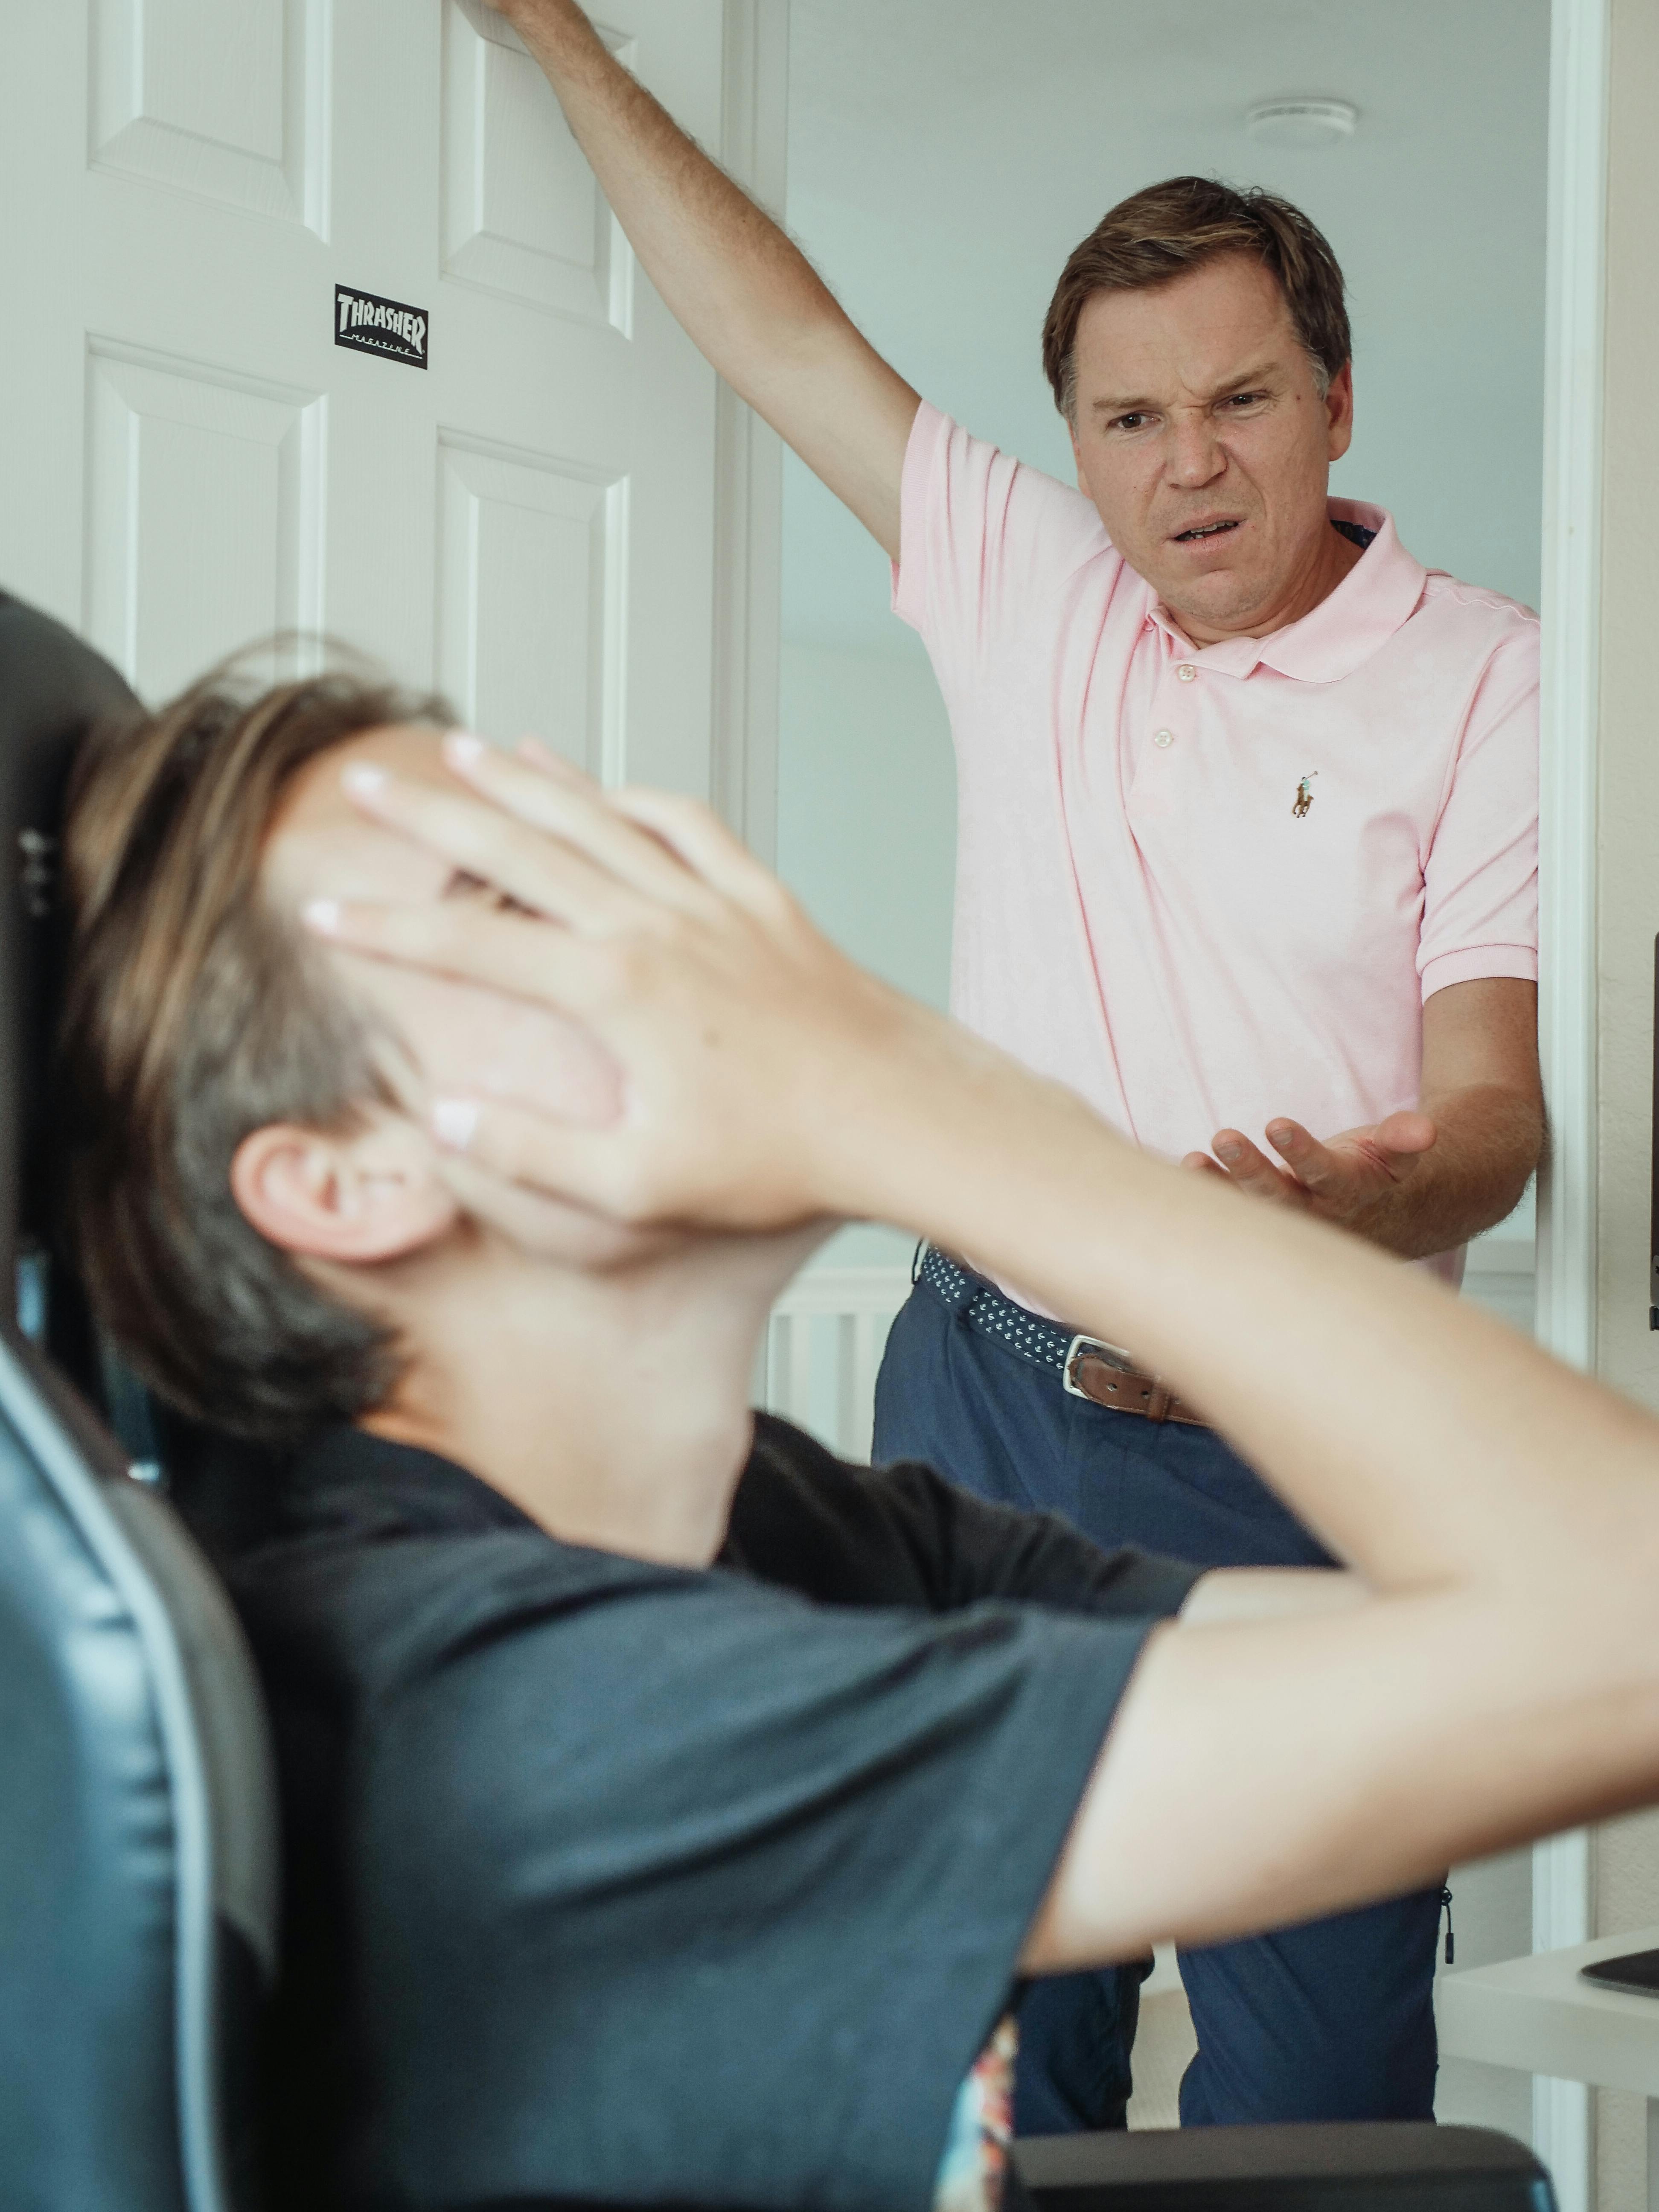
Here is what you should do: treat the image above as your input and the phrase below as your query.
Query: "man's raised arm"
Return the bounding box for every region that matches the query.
[484,0,920,556]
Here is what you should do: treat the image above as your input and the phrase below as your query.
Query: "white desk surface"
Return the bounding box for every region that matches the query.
[1437,1924,1659,2096]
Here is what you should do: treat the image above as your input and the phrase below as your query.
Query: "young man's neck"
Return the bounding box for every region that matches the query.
[361,1228,823,1567]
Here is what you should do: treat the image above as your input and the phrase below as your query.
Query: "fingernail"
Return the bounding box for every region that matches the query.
[1217,1140,1241,1162]
[342,762,387,798]
[444,731,487,768]
[431,1098,479,1153]
[301,899,342,935]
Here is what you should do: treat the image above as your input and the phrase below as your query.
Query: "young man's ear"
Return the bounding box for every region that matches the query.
[230,1110,458,1263]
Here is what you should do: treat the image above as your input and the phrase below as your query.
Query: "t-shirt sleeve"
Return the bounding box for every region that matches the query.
[863,1454,1202,1620]
[728,1415,1200,1624]
[891,400,1113,701]
[1417,616,1540,1001]
[365,1560,1153,2212]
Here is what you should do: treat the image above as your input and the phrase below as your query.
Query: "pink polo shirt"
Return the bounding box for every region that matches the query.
[894,403,1538,1282]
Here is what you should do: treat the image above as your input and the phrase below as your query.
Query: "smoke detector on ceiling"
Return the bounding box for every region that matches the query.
[1246,98,1359,148]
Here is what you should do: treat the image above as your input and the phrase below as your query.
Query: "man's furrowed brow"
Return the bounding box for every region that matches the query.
[1088,357,1287,414]
[1208,356,1285,397]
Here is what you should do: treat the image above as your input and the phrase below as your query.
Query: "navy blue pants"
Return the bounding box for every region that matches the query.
[873,1272,1442,2135]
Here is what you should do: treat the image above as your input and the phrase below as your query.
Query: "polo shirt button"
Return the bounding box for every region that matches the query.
[1177,664,1197,682]
[1153,729,1174,748]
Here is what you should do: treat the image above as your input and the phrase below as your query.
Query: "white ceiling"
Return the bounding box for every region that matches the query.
[780,0,1551,649]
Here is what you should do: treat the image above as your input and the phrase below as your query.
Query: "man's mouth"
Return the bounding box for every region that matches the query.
[1173,519,1241,544]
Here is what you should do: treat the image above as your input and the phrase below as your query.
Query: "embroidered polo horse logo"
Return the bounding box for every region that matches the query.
[1292,774,1318,820]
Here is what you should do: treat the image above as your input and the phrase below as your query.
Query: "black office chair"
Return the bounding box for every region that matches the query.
[0,593,277,2212]
[0,590,1554,2212]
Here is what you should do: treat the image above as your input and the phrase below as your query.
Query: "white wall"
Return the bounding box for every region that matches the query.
[778,635,955,1010]
[777,634,955,1271]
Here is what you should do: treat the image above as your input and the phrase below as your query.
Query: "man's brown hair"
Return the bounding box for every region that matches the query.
[1041,176,1351,423]
[61,659,453,1444]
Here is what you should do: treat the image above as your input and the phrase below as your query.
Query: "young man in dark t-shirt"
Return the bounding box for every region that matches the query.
[224,1417,1194,2211]
[61,670,1659,2212]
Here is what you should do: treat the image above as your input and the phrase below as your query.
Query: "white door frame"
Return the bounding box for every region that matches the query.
[711,0,789,863]
[1534,0,1611,2203]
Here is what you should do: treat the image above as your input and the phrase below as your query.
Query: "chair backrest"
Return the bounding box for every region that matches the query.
[0,594,279,2212]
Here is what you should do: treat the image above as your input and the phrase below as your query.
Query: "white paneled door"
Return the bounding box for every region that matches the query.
[0,0,751,797]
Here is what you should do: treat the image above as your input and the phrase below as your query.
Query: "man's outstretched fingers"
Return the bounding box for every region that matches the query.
[340,762,639,929]
[610,787,785,908]
[428,1092,652,1220]
[1263,1119,1335,1178]
[442,736,712,912]
[303,900,615,1016]
[1210,1129,1302,1202]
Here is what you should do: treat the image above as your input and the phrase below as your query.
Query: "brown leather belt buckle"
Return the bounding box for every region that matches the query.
[1063,1334,1181,1424]
[1062,1335,1136,1395]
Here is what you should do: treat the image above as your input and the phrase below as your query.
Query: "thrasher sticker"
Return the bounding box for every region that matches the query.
[334,285,428,369]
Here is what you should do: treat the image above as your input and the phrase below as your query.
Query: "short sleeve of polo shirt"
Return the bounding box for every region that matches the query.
[891,399,1116,700]
[344,1542,1158,2212]
[1415,604,1540,1002]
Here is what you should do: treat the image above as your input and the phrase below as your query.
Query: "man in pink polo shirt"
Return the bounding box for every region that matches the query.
[488,0,1544,2147]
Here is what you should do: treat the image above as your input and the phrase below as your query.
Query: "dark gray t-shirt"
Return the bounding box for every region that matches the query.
[222,1414,1197,2211]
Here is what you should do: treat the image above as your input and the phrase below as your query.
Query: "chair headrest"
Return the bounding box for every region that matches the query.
[0,595,143,1380]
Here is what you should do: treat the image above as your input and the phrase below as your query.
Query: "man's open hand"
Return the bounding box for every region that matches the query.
[1182,1112,1439,1235]
[304,736,962,1235]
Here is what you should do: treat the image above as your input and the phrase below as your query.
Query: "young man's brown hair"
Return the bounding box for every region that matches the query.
[61,660,453,1444]
[1041,175,1352,422]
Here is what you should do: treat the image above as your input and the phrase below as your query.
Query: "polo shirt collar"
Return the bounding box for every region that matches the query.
[1150,501,1427,684]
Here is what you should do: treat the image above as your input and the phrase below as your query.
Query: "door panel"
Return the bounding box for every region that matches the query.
[436,434,625,776]
[3,0,731,799]
[88,0,324,228]
[441,1,632,328]
[84,344,325,701]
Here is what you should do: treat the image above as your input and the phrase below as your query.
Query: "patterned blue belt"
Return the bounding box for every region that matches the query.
[914,1244,1208,1426]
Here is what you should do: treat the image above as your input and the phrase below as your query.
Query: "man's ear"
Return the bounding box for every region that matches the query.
[230,1110,458,1263]
[1325,360,1355,463]
[1070,420,1090,495]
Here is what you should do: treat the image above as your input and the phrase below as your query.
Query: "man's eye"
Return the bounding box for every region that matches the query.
[1110,413,1149,433]
[1221,392,1268,410]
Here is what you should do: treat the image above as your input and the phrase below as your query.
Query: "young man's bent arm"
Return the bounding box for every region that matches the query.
[307,747,1659,1970]
[483,0,918,554]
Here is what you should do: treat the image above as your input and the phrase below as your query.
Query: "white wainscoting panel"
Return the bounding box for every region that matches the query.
[89,0,327,231]
[441,0,634,329]
[84,342,325,701]
[436,432,628,774]
[762,1266,911,1463]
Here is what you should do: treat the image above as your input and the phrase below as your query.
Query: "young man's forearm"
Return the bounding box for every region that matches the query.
[838,1035,1642,1603]
[486,0,918,550]
[854,1053,1659,1961]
